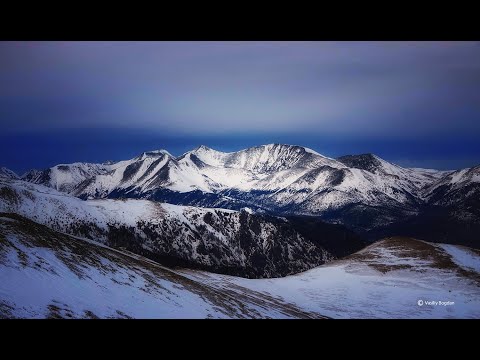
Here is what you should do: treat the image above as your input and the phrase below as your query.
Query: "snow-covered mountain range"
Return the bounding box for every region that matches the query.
[1,143,479,317]
[17,144,480,243]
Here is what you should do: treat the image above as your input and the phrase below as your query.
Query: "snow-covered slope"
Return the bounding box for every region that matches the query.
[0,178,339,278]
[422,165,480,205]
[387,165,480,242]
[22,162,111,193]
[337,153,450,191]
[0,213,317,319]
[418,165,480,228]
[0,167,18,180]
[182,237,480,319]
[72,150,183,197]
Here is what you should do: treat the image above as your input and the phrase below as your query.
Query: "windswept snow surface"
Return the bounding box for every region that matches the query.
[181,237,480,319]
[439,244,480,273]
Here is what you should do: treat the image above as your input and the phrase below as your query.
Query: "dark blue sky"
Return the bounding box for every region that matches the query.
[1,41,479,174]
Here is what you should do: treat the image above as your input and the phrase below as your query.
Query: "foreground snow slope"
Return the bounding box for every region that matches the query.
[1,212,478,318]
[0,213,318,319]
[181,237,480,319]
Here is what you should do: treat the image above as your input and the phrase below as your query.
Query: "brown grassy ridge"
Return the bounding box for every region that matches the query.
[345,236,480,283]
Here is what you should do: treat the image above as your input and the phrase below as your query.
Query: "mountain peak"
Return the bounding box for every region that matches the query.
[195,145,213,151]
[188,145,227,167]
[259,143,333,159]
[189,145,224,156]
[137,149,172,160]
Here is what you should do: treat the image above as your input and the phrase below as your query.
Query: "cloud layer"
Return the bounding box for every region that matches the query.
[1,41,479,137]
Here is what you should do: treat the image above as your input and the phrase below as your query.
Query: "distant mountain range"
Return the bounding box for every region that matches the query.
[8,143,479,247]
